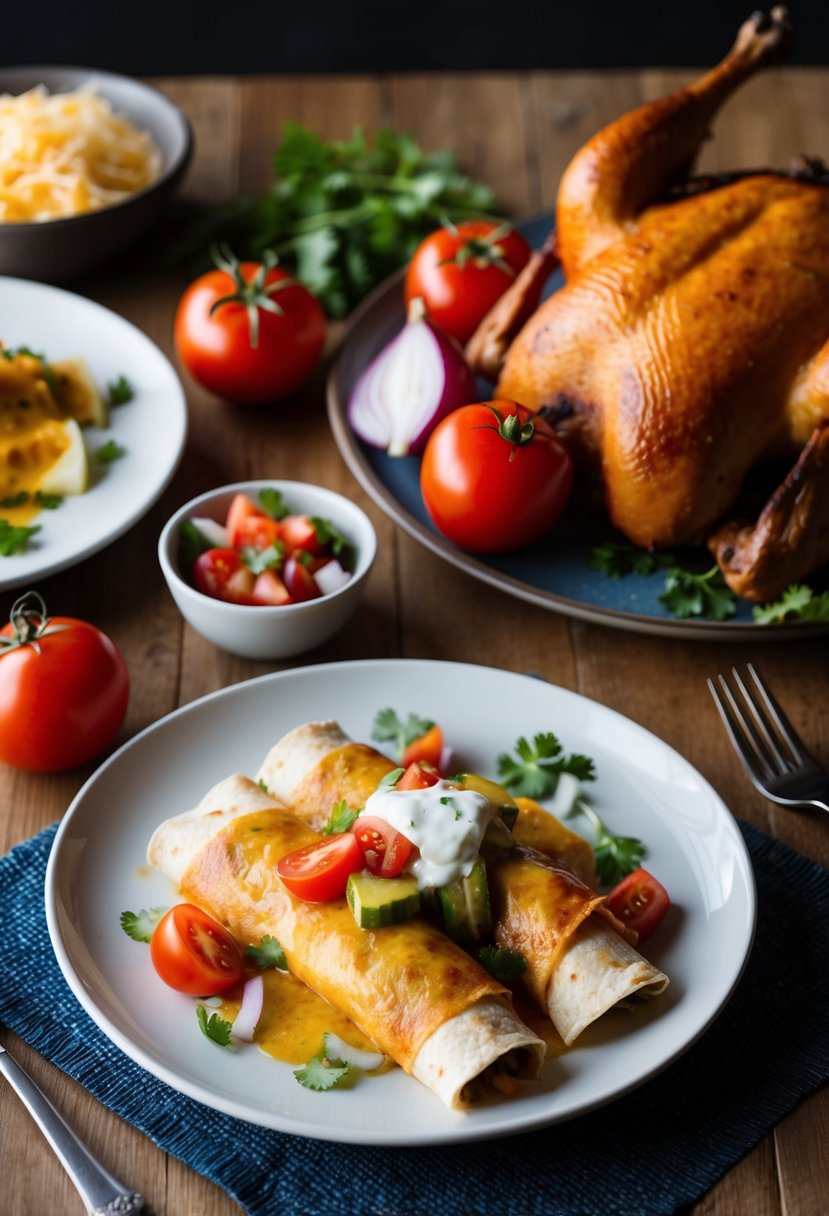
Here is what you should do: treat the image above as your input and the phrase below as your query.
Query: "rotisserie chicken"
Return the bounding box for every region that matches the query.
[468,7,829,602]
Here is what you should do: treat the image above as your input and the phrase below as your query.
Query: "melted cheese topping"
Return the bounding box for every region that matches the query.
[0,85,162,223]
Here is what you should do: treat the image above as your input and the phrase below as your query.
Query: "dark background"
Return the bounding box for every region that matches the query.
[6,1,829,74]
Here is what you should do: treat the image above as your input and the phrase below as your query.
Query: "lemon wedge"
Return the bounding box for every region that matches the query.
[39,418,89,495]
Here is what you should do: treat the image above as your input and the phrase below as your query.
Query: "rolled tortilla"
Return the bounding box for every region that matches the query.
[257,722,669,1046]
[148,774,544,1109]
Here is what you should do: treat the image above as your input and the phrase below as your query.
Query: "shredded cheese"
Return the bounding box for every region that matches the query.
[0,85,163,223]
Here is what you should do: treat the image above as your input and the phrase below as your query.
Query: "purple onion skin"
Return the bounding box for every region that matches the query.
[348,308,479,457]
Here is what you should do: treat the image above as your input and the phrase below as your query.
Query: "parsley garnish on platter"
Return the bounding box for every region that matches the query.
[372,708,435,763]
[567,799,645,888]
[246,935,287,971]
[96,439,126,464]
[0,520,40,556]
[478,946,527,983]
[322,799,360,835]
[294,1046,349,1091]
[34,491,63,509]
[587,542,665,579]
[107,374,134,407]
[752,584,829,624]
[196,1005,233,1047]
[120,907,168,943]
[0,492,30,509]
[497,732,596,800]
[658,565,736,621]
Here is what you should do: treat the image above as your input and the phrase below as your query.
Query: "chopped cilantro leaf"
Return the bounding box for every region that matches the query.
[246,935,287,971]
[258,487,290,520]
[587,542,665,579]
[120,907,168,943]
[497,732,596,800]
[0,520,40,556]
[310,515,356,571]
[753,583,829,624]
[34,490,63,510]
[371,708,435,763]
[658,565,736,621]
[241,540,284,574]
[322,799,360,835]
[376,767,405,791]
[478,946,528,983]
[0,492,30,509]
[196,1005,233,1047]
[258,778,270,793]
[108,374,134,406]
[96,439,126,464]
[294,1049,349,1091]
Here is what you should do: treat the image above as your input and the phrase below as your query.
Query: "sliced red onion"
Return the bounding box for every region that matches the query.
[190,516,230,548]
[348,297,477,457]
[232,974,264,1042]
[322,1031,384,1072]
[314,559,351,596]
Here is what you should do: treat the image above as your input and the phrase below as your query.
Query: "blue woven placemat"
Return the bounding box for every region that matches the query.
[1,821,828,1216]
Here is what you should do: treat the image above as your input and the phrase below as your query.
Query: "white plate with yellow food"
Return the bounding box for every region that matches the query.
[45,660,755,1145]
[0,275,186,590]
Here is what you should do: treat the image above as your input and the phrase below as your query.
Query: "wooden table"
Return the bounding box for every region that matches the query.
[1,67,828,1216]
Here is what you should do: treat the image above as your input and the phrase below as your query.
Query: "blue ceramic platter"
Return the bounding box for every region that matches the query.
[327,217,826,640]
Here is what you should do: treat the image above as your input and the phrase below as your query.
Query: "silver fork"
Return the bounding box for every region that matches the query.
[0,1031,145,1215]
[707,663,829,813]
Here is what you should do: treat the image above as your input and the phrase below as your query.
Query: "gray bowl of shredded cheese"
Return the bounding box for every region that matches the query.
[0,65,192,281]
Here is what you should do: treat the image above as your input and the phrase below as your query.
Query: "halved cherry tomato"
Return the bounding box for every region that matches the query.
[280,514,324,555]
[402,724,444,771]
[352,816,415,878]
[276,833,363,901]
[192,548,257,604]
[252,569,293,606]
[149,904,244,995]
[397,761,441,791]
[283,555,322,602]
[605,868,670,943]
[234,513,282,551]
[225,494,264,547]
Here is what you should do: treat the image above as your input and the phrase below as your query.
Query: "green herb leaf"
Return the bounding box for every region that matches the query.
[0,520,40,556]
[497,732,596,800]
[322,799,360,835]
[33,490,64,509]
[259,487,290,520]
[310,515,356,571]
[120,907,168,943]
[178,519,213,574]
[0,491,30,509]
[96,439,126,464]
[196,1005,233,1047]
[587,542,665,579]
[658,565,736,621]
[753,583,829,624]
[568,799,645,888]
[371,708,435,763]
[108,374,134,406]
[478,946,528,983]
[258,778,270,793]
[246,935,287,971]
[376,767,405,791]
[241,540,284,574]
[294,1048,349,1091]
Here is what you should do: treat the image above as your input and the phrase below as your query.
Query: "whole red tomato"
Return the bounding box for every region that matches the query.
[0,592,129,772]
[420,400,573,553]
[174,248,326,405]
[405,221,531,345]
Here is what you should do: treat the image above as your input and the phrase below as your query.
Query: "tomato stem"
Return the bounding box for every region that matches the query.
[472,404,536,453]
[208,244,298,349]
[0,590,68,653]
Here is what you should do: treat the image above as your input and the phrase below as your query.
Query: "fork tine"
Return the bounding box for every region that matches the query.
[746,662,811,765]
[731,666,792,773]
[707,676,772,784]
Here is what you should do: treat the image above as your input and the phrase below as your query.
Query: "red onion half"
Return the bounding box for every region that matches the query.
[348,298,477,457]
[232,974,264,1042]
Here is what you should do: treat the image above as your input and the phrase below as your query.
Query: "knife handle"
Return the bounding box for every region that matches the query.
[0,1042,144,1215]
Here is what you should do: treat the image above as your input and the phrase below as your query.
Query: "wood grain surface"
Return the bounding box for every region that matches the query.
[1,67,828,1216]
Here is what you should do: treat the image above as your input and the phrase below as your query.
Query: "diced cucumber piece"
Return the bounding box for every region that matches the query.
[458,772,518,828]
[438,859,492,944]
[347,871,420,929]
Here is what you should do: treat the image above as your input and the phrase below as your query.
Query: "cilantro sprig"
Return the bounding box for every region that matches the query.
[497,732,595,800]
[196,1005,233,1047]
[658,565,736,622]
[96,439,126,464]
[567,798,645,888]
[0,520,40,556]
[753,584,829,624]
[108,374,134,407]
[322,799,360,835]
[371,708,435,763]
[294,1045,350,1091]
[120,907,168,943]
[310,516,356,571]
[173,124,501,318]
[241,540,285,574]
[587,542,665,579]
[478,946,528,984]
[246,935,287,971]
[259,487,290,520]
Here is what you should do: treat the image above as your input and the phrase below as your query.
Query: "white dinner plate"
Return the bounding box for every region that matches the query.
[45,660,755,1146]
[0,276,187,590]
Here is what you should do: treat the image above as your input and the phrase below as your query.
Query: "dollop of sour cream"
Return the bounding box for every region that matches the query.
[362,778,499,889]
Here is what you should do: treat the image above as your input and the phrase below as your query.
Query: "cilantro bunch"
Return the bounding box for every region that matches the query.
[178,124,501,318]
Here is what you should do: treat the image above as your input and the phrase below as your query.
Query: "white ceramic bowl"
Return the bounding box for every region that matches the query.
[158,480,377,660]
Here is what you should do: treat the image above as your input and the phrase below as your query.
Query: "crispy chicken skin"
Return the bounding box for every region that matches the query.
[471,8,829,599]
